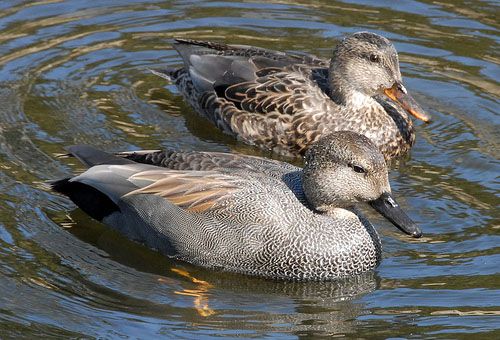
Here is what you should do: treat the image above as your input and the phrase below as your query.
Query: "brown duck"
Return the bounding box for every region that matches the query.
[154,32,431,160]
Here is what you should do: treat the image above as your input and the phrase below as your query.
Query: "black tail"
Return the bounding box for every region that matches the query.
[65,145,135,168]
[51,178,119,221]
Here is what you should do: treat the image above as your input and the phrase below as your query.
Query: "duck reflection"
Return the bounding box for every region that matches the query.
[62,208,378,336]
[167,268,215,317]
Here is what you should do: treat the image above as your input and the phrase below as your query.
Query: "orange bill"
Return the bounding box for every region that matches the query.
[384,82,431,123]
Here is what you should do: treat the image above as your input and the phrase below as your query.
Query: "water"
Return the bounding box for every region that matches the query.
[0,0,498,338]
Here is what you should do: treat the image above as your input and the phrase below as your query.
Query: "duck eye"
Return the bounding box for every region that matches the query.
[369,54,380,63]
[349,164,367,174]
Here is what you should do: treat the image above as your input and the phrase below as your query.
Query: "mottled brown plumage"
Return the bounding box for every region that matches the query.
[155,32,430,160]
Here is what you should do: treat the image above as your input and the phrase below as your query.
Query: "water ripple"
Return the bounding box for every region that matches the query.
[0,0,498,337]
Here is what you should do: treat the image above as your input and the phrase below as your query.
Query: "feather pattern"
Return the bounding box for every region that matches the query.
[53,131,422,280]
[126,170,242,213]
[159,32,430,160]
[116,149,298,174]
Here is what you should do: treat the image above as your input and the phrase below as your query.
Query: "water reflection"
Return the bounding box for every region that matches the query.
[0,0,498,337]
[51,208,379,336]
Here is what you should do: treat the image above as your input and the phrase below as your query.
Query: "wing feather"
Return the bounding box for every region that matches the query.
[224,66,331,117]
[126,170,242,213]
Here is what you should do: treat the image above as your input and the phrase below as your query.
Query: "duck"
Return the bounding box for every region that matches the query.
[154,31,430,161]
[52,131,422,281]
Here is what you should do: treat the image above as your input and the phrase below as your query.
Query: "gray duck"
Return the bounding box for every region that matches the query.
[52,131,422,281]
[155,31,430,161]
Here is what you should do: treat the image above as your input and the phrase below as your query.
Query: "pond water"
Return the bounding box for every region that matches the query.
[0,0,499,338]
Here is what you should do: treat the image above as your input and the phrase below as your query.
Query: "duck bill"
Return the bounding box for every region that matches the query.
[369,192,422,238]
[384,82,431,123]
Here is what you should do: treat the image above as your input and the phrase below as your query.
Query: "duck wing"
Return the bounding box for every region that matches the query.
[115,149,299,175]
[115,149,306,205]
[157,40,336,155]
[124,169,243,213]
[173,38,327,68]
[186,56,333,142]
[223,65,333,116]
[53,146,248,217]
[171,38,329,95]
[208,65,337,155]
[52,146,309,267]
[53,160,256,263]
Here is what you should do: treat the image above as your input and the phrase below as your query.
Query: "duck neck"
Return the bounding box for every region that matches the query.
[374,96,415,150]
[328,70,376,111]
[375,96,413,128]
[326,62,415,159]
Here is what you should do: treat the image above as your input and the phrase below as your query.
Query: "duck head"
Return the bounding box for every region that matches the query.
[329,32,431,123]
[302,131,422,238]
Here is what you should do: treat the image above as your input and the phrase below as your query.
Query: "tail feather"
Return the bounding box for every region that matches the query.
[51,178,120,221]
[150,68,177,82]
[65,145,135,168]
[51,145,132,220]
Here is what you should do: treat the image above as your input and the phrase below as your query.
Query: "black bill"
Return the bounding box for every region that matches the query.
[369,192,422,238]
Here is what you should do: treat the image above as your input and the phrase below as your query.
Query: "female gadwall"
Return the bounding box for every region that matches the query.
[155,32,430,161]
[52,131,421,281]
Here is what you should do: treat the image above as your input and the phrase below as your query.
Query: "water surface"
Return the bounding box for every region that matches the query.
[0,0,499,338]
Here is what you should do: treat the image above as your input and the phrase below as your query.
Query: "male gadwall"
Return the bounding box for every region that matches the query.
[52,131,421,281]
[155,32,430,161]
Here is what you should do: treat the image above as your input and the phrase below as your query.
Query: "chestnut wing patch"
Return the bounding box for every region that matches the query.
[126,170,242,213]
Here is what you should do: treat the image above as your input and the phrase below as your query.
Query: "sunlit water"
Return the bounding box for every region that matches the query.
[0,0,498,338]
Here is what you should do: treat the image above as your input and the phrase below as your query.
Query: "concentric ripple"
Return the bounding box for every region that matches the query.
[0,0,498,338]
